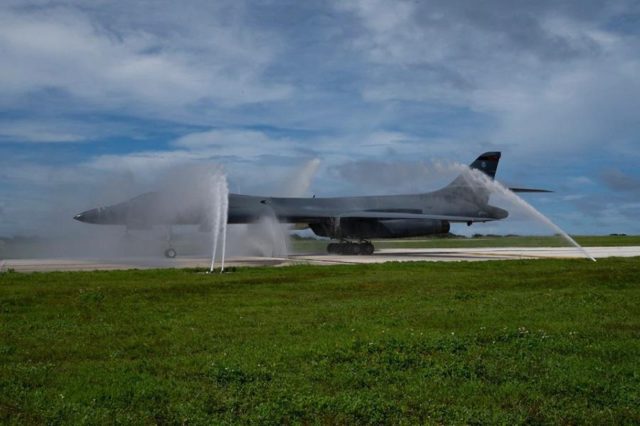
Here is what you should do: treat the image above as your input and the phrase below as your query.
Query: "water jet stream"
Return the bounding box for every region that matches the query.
[467,169,596,262]
[219,182,229,272]
[208,171,230,273]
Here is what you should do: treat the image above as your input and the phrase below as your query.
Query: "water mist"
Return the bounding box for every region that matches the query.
[283,158,321,197]
[236,158,320,258]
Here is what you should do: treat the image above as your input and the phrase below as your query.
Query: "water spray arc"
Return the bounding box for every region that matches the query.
[467,169,596,262]
[219,188,229,270]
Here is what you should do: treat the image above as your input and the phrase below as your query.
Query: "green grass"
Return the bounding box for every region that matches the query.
[2,259,640,424]
[292,234,640,253]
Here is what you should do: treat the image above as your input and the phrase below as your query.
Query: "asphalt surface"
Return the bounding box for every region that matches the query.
[1,246,639,272]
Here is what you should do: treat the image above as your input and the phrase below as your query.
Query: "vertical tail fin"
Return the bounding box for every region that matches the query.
[443,152,501,205]
[468,152,501,179]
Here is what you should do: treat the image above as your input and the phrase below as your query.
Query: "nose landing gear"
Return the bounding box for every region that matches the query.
[327,241,375,255]
[164,225,177,258]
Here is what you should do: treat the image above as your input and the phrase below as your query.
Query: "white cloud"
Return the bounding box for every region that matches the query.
[87,150,201,180]
[173,129,276,150]
[0,3,292,119]
[2,1,640,235]
[567,176,593,186]
[335,0,640,158]
[0,116,136,143]
[0,121,85,143]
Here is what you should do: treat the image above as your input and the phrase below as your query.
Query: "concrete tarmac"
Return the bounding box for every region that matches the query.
[1,246,639,272]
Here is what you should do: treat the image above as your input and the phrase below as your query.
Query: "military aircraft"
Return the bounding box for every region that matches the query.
[74,152,548,257]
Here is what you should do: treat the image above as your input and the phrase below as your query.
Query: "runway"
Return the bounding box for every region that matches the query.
[1,246,639,272]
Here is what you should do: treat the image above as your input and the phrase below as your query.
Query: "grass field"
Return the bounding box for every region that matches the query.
[2,258,640,424]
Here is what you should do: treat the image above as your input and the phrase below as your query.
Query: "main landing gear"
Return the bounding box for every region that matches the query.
[327,241,375,255]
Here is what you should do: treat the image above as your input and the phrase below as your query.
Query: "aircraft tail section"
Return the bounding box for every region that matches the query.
[441,151,501,205]
[468,152,501,179]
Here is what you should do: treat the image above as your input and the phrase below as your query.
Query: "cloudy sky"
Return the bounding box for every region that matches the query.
[1,0,639,236]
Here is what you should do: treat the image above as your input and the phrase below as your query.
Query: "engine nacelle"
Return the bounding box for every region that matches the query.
[310,218,450,239]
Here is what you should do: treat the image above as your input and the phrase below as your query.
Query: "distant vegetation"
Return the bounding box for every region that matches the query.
[2,258,639,423]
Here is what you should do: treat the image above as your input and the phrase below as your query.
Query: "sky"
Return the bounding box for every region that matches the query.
[1,0,640,237]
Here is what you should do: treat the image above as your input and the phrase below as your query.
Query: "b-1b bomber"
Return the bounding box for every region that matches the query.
[74,152,548,257]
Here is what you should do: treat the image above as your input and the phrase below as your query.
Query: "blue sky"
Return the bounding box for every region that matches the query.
[1,0,639,236]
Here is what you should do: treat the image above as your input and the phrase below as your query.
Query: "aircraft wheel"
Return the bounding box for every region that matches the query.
[350,243,360,255]
[327,243,337,254]
[361,243,374,255]
[164,248,177,258]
